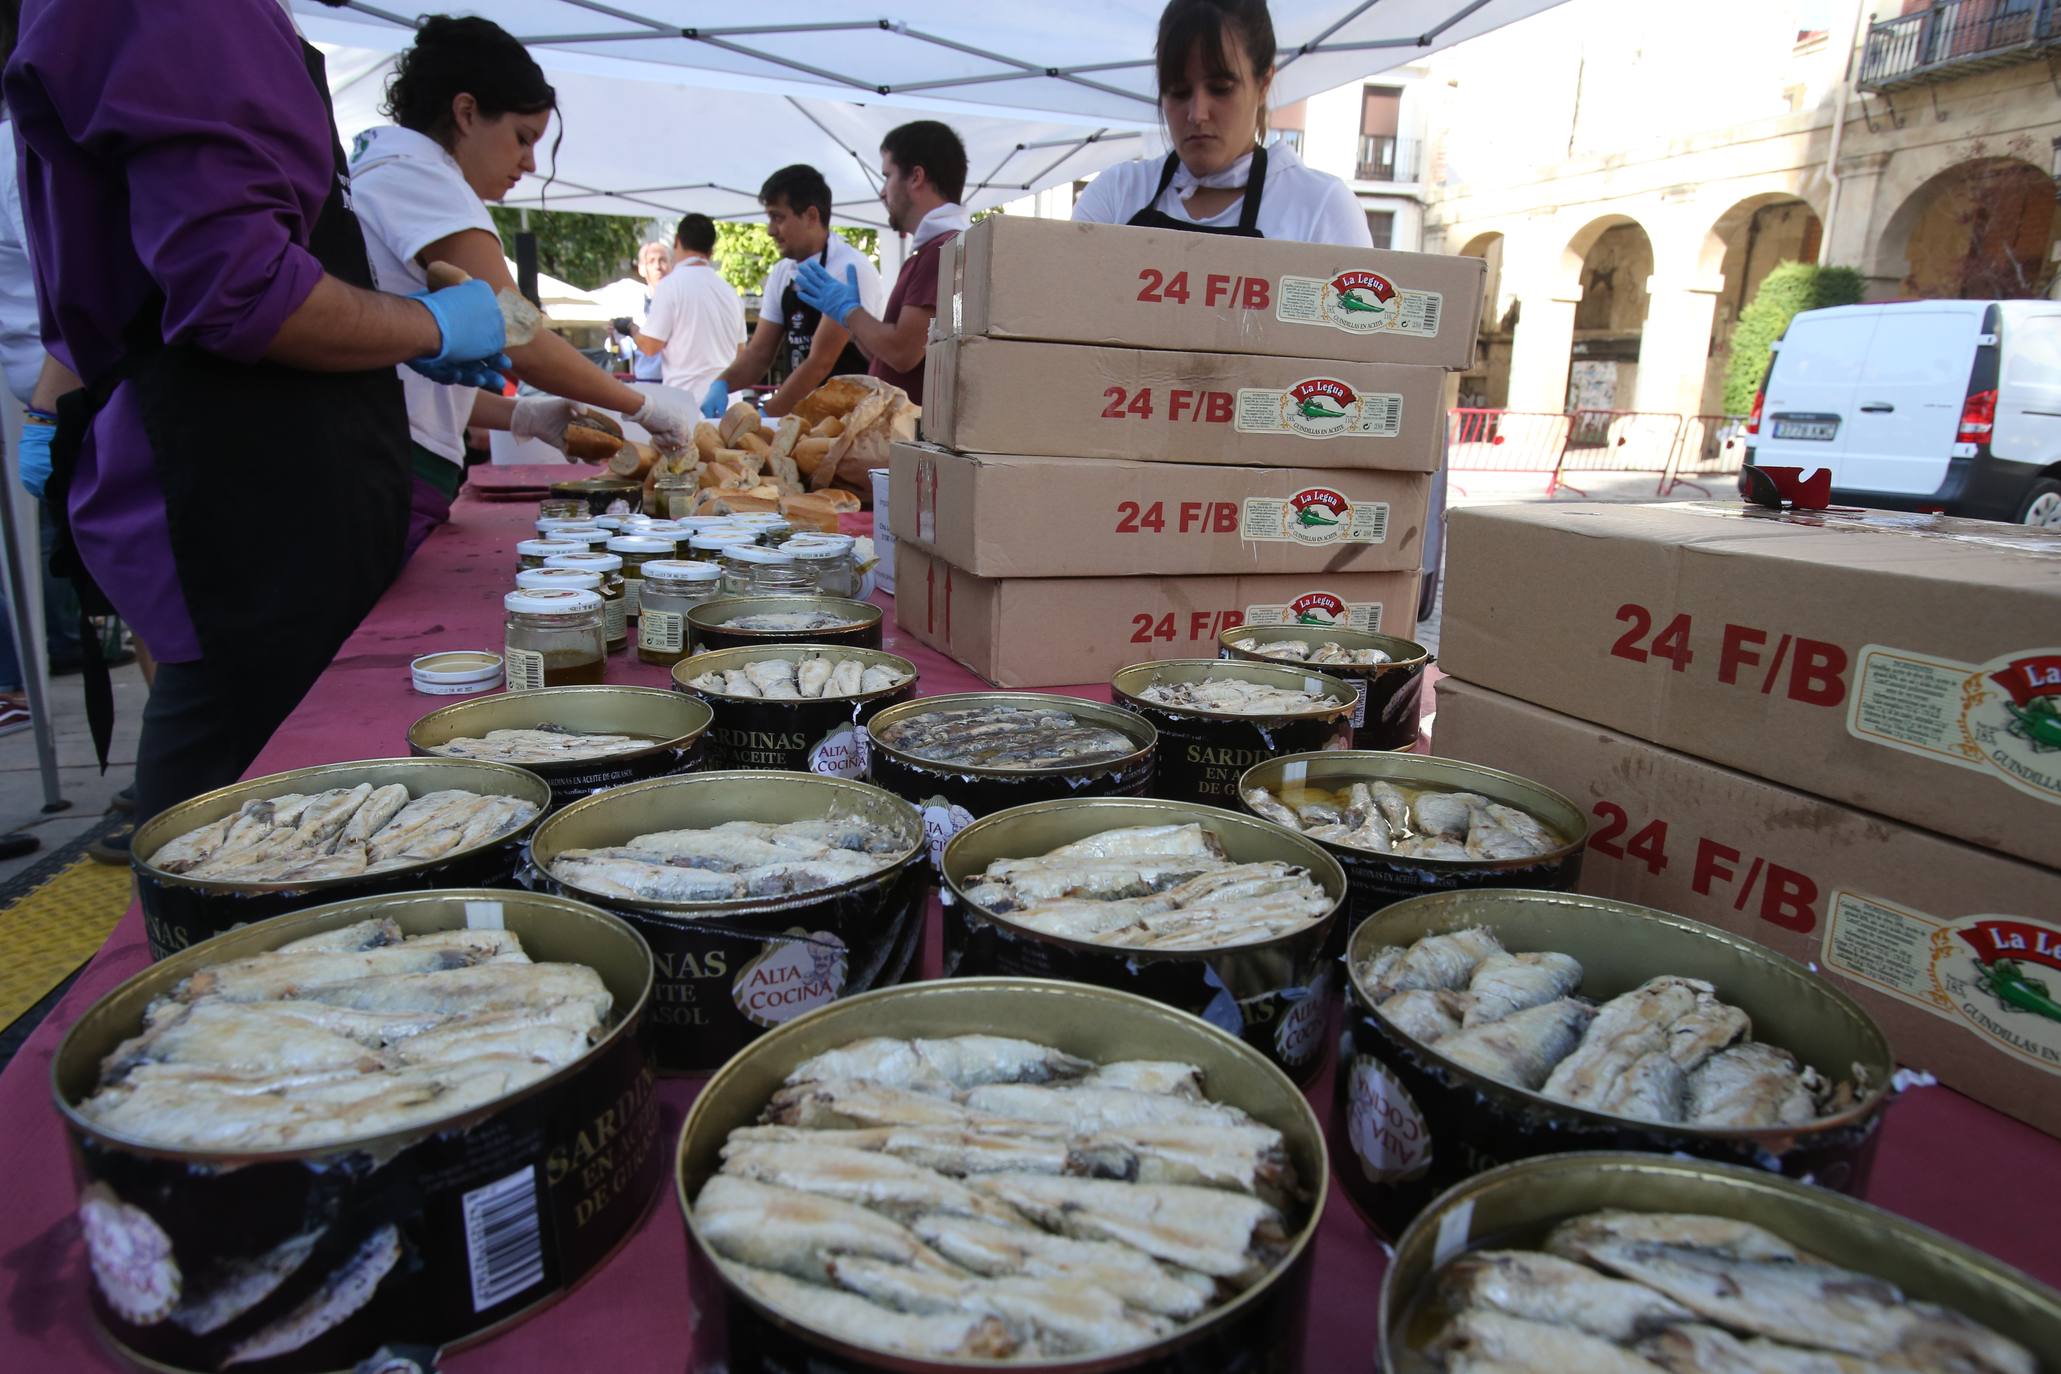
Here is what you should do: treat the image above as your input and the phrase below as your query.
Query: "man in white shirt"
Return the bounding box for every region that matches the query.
[699,164,884,420]
[635,214,746,412]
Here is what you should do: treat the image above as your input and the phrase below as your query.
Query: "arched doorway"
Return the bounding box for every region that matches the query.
[1456,231,1508,407]
[1885,157,2058,299]
[1698,195,1824,415]
[1564,217,1654,422]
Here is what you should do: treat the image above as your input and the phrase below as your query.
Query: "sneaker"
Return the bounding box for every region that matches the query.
[0,702,30,738]
[88,824,132,865]
[0,831,37,860]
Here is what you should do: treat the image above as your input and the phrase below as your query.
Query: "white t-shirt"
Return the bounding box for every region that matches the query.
[761,236,886,327]
[0,120,47,405]
[348,124,500,464]
[1073,139,1373,248]
[641,258,746,406]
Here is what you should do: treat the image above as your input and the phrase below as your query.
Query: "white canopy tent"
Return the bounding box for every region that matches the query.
[301,1,1566,228]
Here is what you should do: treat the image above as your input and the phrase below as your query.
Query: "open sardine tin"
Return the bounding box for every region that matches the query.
[1238,752,1588,927]
[1336,889,1897,1242]
[1379,1153,2061,1373]
[131,758,556,962]
[1111,660,1356,809]
[687,595,885,654]
[528,771,931,1074]
[407,685,711,808]
[865,693,1159,870]
[548,476,642,516]
[50,890,661,1374]
[1216,625,1431,752]
[676,978,1329,1374]
[941,798,1350,1084]
[674,644,918,777]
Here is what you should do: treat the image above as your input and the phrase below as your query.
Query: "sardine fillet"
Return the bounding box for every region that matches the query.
[693,1176,957,1282]
[726,1263,1017,1359]
[1440,1248,1693,1342]
[1436,998,1595,1089]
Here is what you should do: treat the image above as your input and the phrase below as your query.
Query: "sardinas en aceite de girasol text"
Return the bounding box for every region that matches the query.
[549,816,911,904]
[693,1031,1305,1361]
[1245,779,1566,862]
[148,785,540,883]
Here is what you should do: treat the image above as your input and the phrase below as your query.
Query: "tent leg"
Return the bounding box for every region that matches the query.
[0,466,65,814]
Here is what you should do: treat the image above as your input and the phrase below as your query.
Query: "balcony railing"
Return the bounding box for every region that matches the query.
[1355,135,1419,183]
[1859,1,2059,90]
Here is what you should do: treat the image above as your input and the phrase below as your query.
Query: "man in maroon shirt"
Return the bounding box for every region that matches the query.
[795,121,969,407]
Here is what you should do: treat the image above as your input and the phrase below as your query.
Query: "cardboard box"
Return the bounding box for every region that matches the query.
[888,442,1429,578]
[938,216,1484,369]
[924,336,1447,471]
[894,543,1418,688]
[1439,501,2061,870]
[1432,676,2061,1138]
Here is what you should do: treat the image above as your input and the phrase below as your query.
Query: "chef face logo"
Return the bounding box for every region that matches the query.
[1284,487,1351,546]
[1288,592,1347,626]
[1282,380,1360,438]
[1924,916,2061,1070]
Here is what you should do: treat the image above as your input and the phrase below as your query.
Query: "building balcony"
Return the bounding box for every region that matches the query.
[1355,135,1421,184]
[1858,1,2060,91]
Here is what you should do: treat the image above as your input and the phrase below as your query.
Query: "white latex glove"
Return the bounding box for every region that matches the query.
[510,396,578,452]
[631,388,699,454]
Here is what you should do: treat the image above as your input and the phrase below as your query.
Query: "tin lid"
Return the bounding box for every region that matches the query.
[644,558,723,583]
[516,538,584,557]
[608,535,677,554]
[690,532,758,552]
[409,650,503,682]
[545,552,624,572]
[505,587,604,615]
[517,567,602,591]
[723,546,795,566]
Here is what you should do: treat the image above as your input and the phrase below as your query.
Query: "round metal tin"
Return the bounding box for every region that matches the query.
[687,595,883,653]
[1111,660,1355,809]
[406,685,711,808]
[672,644,918,776]
[1334,888,1897,1240]
[52,889,660,1374]
[131,759,554,961]
[548,477,642,516]
[528,771,930,1074]
[677,977,1329,1373]
[865,692,1157,869]
[1216,625,1430,751]
[941,797,1350,1083]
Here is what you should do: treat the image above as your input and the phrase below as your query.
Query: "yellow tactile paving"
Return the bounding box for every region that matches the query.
[0,857,132,1028]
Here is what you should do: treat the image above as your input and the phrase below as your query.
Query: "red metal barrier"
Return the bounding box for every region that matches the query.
[1660,414,1749,497]
[1552,410,1684,497]
[1445,409,1574,496]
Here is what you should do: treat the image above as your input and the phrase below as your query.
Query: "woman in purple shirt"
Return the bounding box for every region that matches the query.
[5,0,510,824]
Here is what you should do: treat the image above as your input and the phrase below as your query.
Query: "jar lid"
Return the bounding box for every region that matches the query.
[690,532,758,551]
[594,515,626,532]
[505,587,604,614]
[552,527,611,545]
[641,521,693,537]
[784,540,849,560]
[786,534,855,553]
[517,567,602,591]
[675,517,739,532]
[536,517,594,532]
[545,552,623,572]
[516,539,584,557]
[724,546,795,566]
[643,558,723,583]
[728,513,790,528]
[608,535,677,554]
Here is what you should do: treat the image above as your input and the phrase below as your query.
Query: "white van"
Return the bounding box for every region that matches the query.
[1741,299,2061,526]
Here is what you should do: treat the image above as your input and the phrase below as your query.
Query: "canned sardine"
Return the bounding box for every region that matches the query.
[674,645,917,776]
[687,595,883,653]
[1112,660,1354,808]
[1217,624,1430,751]
[407,685,710,808]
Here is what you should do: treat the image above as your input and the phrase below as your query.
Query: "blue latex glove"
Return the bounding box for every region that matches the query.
[699,377,730,420]
[409,278,506,368]
[16,418,53,498]
[409,352,511,390]
[796,260,863,326]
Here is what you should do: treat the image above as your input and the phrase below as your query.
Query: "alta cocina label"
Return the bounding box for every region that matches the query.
[1847,645,2061,809]
[1276,270,1444,337]
[732,931,849,1028]
[1235,378,1403,440]
[1241,487,1390,547]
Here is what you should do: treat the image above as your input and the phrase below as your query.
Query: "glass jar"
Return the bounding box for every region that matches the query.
[516,538,584,570]
[542,553,627,652]
[636,560,723,665]
[503,588,606,689]
[537,516,601,536]
[655,471,697,519]
[548,526,611,553]
[606,534,678,620]
[784,535,858,598]
[727,514,794,545]
[720,545,815,595]
[539,497,587,520]
[689,531,757,562]
[594,515,627,535]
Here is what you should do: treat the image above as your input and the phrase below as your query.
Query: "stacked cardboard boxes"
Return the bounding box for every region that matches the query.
[891,215,1485,686]
[1429,500,2061,1135]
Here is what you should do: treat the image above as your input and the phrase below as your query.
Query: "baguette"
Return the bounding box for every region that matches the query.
[718,401,759,447]
[735,431,771,460]
[792,436,834,478]
[692,421,724,464]
[810,415,845,439]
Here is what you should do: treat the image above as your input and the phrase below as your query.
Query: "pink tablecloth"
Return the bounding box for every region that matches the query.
[2,492,2054,1371]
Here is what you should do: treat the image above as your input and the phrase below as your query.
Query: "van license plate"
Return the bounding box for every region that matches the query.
[1772,419,1838,441]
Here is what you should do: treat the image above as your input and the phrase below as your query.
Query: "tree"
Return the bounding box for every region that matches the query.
[1721,261,1866,416]
[712,222,880,298]
[487,207,654,290]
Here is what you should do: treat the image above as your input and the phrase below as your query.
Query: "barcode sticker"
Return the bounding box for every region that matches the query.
[462,1165,545,1312]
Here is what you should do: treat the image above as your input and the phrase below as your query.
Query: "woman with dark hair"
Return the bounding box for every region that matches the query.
[350,15,697,553]
[1074,0,1369,245]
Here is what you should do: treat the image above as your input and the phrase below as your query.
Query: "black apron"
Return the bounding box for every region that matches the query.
[44,40,409,767]
[782,243,869,378]
[1127,146,1268,237]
